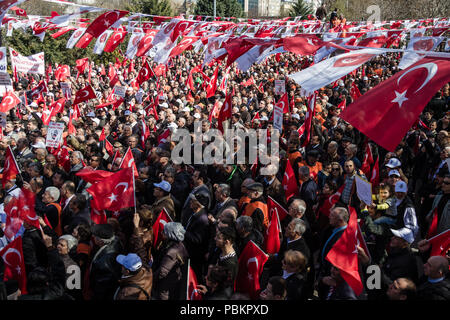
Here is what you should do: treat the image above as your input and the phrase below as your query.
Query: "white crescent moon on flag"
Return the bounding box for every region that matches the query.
[3,96,13,107]
[4,158,10,172]
[26,214,39,221]
[397,62,438,93]
[128,159,134,167]
[114,182,129,192]
[2,248,22,266]
[80,90,90,98]
[247,257,259,269]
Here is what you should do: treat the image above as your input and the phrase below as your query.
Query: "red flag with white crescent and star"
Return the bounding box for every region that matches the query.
[186,259,203,300]
[267,196,288,222]
[0,91,21,113]
[264,207,281,254]
[282,159,298,202]
[428,229,450,257]
[234,240,268,299]
[0,236,27,294]
[341,57,450,152]
[87,167,135,211]
[90,203,107,225]
[136,60,153,85]
[85,10,129,38]
[119,147,139,177]
[275,92,290,113]
[152,209,173,248]
[2,146,20,188]
[72,84,96,105]
[326,206,364,296]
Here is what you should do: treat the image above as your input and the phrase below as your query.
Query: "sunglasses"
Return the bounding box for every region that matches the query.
[332,168,340,171]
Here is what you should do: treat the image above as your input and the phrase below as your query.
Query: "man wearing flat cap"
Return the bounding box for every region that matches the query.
[87,223,123,300]
[242,182,269,234]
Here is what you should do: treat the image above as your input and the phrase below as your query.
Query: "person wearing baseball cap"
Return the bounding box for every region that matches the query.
[114,253,152,300]
[243,182,269,234]
[381,226,421,285]
[393,181,419,239]
[149,180,176,221]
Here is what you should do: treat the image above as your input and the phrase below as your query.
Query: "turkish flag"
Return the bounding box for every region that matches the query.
[0,236,27,294]
[171,20,195,42]
[136,30,158,57]
[218,92,232,133]
[52,144,71,172]
[275,92,289,113]
[119,147,139,177]
[428,229,450,257]
[50,97,66,114]
[234,240,268,299]
[264,208,281,254]
[75,167,115,184]
[103,29,128,53]
[2,146,20,188]
[140,120,150,150]
[41,105,57,126]
[341,57,450,152]
[4,195,23,239]
[426,208,439,239]
[85,10,129,38]
[54,65,71,81]
[370,156,380,187]
[87,167,135,211]
[187,64,201,91]
[73,84,96,105]
[18,187,40,229]
[0,91,21,113]
[298,94,316,147]
[267,196,288,225]
[99,127,106,142]
[360,141,374,177]
[284,34,345,55]
[152,209,173,248]
[282,159,298,201]
[357,35,388,48]
[75,33,94,49]
[136,60,153,85]
[51,26,76,39]
[30,80,48,100]
[90,203,107,225]
[105,138,114,156]
[241,76,255,87]
[337,97,346,111]
[187,260,203,300]
[317,184,345,218]
[169,36,199,58]
[76,58,89,75]
[108,64,119,88]
[206,65,220,98]
[326,206,364,296]
[350,82,362,100]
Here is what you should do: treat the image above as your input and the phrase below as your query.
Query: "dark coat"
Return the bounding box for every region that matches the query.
[265,178,287,208]
[183,208,210,263]
[89,238,123,300]
[114,267,153,300]
[285,272,307,301]
[382,247,422,285]
[22,228,49,275]
[153,240,189,300]
[417,277,450,301]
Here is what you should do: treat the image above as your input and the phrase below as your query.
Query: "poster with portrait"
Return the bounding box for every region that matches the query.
[46,121,65,148]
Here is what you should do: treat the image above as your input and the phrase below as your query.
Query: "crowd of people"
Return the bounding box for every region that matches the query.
[0,11,449,301]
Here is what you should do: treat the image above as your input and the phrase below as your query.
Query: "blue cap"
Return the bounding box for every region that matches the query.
[154,180,171,192]
[116,253,142,272]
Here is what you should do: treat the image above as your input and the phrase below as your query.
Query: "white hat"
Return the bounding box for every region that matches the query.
[193,113,201,119]
[87,111,95,117]
[388,169,401,177]
[291,114,300,120]
[386,158,401,168]
[363,76,368,81]
[394,180,407,193]
[92,118,100,126]
[260,116,268,121]
[182,107,190,112]
[30,102,38,108]
[160,102,169,109]
[168,122,178,130]
[390,227,414,244]
[31,141,46,149]
[137,109,145,115]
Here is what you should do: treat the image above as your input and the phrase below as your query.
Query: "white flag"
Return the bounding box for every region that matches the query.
[398,36,444,69]
[93,30,112,55]
[126,32,144,59]
[66,28,86,49]
[288,48,383,94]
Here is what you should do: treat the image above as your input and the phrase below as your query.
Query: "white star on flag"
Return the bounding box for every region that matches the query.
[392,90,409,108]
[108,193,118,202]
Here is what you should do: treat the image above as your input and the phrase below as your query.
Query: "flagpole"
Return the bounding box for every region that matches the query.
[186,258,190,300]
[132,166,137,214]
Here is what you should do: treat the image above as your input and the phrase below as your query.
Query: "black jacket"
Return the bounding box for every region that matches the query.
[285,272,307,301]
[183,208,210,263]
[22,228,49,275]
[89,238,123,300]
[382,247,422,285]
[417,277,450,301]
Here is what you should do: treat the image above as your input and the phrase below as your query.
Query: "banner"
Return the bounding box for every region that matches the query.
[273,105,283,133]
[0,73,13,95]
[113,85,126,98]
[274,79,286,95]
[355,175,373,206]
[9,48,45,75]
[46,121,65,148]
[0,48,7,73]
[60,82,72,99]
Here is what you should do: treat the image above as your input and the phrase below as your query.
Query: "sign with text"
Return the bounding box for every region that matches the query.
[0,47,7,73]
[45,121,65,148]
[273,105,283,133]
[113,85,126,98]
[60,82,72,100]
[274,79,286,95]
[9,48,45,75]
[355,175,373,206]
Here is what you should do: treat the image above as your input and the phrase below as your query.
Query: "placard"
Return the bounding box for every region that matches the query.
[113,85,126,98]
[45,121,65,148]
[0,47,6,73]
[274,79,286,95]
[0,112,6,128]
[355,175,373,206]
[60,82,72,99]
[273,105,283,133]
